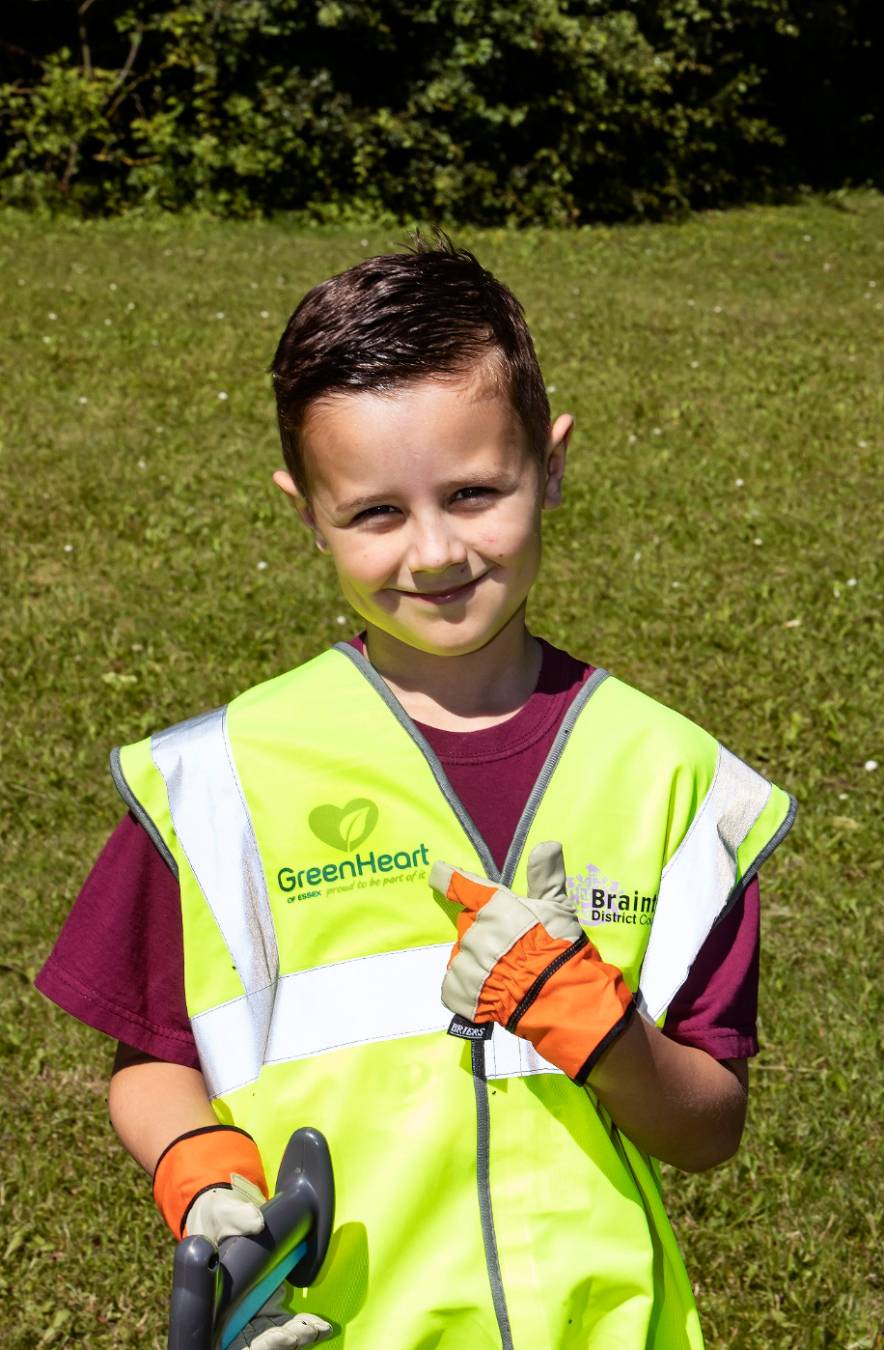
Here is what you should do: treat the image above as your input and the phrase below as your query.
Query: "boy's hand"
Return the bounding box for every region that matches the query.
[175,1146,334,1348]
[153,1124,269,1239]
[225,1287,332,1348]
[430,841,634,1084]
[184,1172,267,1245]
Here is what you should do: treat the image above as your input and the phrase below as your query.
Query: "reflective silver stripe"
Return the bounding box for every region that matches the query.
[268,945,452,1066]
[194,944,448,1097]
[192,942,559,1099]
[637,743,771,1021]
[485,1024,562,1081]
[193,984,276,1098]
[151,707,279,1085]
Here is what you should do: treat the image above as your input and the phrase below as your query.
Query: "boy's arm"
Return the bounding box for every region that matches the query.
[108,1042,218,1173]
[109,1042,273,1244]
[109,1047,334,1346]
[587,1017,748,1173]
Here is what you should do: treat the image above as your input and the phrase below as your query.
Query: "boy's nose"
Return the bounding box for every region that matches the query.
[406,517,469,575]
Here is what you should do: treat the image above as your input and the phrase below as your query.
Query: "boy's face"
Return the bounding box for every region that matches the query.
[274,374,571,660]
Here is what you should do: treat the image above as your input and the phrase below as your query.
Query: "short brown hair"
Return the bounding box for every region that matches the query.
[271,233,550,495]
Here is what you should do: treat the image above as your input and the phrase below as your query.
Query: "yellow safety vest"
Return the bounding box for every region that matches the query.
[113,645,795,1348]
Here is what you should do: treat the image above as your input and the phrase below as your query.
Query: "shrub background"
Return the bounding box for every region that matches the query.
[1,0,881,222]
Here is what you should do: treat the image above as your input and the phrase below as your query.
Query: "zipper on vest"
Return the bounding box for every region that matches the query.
[472,1040,514,1350]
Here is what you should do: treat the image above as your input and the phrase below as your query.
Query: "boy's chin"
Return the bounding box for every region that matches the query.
[365,613,525,661]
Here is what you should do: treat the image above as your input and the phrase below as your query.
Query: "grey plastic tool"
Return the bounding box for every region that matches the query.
[167,1127,335,1350]
[168,1236,219,1350]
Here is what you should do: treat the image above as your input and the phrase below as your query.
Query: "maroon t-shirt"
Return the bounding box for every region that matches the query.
[36,640,761,1066]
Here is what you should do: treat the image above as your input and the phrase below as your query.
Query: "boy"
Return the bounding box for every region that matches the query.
[38,236,795,1348]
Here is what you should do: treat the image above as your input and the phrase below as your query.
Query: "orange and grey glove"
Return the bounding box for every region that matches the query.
[156,1126,333,1347]
[430,840,635,1084]
[153,1124,270,1242]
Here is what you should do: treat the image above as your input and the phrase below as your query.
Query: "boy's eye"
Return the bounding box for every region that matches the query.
[453,486,494,503]
[349,487,495,522]
[352,504,399,523]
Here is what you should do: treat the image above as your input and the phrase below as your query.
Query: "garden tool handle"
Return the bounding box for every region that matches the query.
[167,1127,335,1350]
[168,1236,218,1350]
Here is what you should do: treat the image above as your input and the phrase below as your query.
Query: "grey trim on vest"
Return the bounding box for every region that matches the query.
[334,642,511,1344]
[109,744,179,878]
[727,789,797,907]
[500,667,610,887]
[334,642,499,878]
[150,705,280,1079]
[334,644,609,1350]
[472,1039,515,1350]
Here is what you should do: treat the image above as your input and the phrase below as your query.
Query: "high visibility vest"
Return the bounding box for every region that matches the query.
[113,645,795,1349]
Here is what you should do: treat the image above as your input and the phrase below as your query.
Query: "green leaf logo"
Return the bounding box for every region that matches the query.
[308,798,379,852]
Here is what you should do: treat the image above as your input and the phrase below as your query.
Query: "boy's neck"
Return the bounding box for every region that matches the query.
[364,613,543,732]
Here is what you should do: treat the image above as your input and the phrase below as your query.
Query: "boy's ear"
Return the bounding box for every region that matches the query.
[542,413,572,509]
[272,469,329,551]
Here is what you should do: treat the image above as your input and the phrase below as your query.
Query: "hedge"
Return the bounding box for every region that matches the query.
[0,0,880,221]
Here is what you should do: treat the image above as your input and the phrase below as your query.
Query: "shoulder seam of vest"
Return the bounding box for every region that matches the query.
[602,672,721,742]
[707,741,798,933]
[718,786,797,925]
[109,744,179,879]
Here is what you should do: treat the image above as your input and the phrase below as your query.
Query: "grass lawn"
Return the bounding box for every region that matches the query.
[1,197,881,1348]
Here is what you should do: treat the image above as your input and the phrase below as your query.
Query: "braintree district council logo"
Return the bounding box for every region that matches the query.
[277,799,430,901]
[567,863,658,927]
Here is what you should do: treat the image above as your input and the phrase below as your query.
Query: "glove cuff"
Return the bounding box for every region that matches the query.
[153,1124,268,1239]
[509,937,636,1083]
[572,998,636,1086]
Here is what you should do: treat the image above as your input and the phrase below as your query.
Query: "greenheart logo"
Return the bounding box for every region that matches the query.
[279,799,429,898]
[308,798,379,852]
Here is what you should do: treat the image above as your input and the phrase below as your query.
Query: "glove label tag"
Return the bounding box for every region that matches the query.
[447,1014,492,1042]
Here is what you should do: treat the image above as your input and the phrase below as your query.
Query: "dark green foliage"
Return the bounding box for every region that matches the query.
[0,1,881,220]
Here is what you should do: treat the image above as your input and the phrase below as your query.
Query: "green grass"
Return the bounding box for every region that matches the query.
[1,198,881,1348]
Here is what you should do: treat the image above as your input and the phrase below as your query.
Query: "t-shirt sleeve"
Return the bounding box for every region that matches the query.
[661,875,760,1061]
[35,813,199,1068]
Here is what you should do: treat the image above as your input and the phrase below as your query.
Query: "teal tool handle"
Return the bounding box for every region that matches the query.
[219,1239,308,1348]
[167,1128,335,1350]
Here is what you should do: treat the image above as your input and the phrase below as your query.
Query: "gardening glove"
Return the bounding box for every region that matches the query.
[157,1126,334,1348]
[431,841,634,1084]
[153,1124,270,1240]
[226,1287,332,1349]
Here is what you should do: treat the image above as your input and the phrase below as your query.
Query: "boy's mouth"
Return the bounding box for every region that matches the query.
[399,575,485,605]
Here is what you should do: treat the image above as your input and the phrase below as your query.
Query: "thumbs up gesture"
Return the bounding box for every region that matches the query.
[430,842,634,1084]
